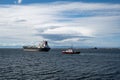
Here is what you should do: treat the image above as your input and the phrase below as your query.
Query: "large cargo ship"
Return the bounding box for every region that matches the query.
[23,41,50,52]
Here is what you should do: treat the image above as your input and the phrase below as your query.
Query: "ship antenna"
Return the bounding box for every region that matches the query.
[71,43,73,49]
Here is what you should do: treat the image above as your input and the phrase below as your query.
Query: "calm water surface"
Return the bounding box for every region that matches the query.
[0,48,120,80]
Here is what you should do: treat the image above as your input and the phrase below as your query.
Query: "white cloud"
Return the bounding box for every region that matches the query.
[18,0,22,4]
[0,2,120,47]
[14,0,22,4]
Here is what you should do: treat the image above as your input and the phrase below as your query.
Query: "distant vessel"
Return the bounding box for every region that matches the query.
[23,41,50,52]
[94,47,98,49]
[62,48,80,54]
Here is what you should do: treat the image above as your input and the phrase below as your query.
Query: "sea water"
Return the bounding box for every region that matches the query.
[0,48,120,80]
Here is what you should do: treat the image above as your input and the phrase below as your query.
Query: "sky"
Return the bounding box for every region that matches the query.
[0,0,120,48]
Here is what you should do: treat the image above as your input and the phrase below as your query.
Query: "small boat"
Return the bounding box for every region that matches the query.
[62,48,80,54]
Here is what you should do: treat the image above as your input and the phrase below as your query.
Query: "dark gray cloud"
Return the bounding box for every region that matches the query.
[15,19,27,22]
[58,8,120,18]
[35,34,94,41]
[35,26,61,33]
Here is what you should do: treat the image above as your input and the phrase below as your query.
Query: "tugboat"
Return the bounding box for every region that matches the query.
[23,41,50,52]
[62,48,80,54]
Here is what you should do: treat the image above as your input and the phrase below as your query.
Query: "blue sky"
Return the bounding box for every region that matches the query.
[0,0,120,48]
[0,0,120,4]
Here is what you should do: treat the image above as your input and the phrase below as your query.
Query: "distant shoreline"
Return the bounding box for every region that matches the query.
[0,47,120,49]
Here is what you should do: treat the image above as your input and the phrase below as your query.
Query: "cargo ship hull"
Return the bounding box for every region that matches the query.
[23,47,50,52]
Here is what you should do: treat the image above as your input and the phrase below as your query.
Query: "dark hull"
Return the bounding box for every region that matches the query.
[23,47,50,52]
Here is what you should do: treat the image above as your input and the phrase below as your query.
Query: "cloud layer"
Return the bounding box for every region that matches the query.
[14,0,22,4]
[0,2,120,47]
[18,0,22,4]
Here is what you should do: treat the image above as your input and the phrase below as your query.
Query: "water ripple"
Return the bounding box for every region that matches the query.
[0,49,120,80]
